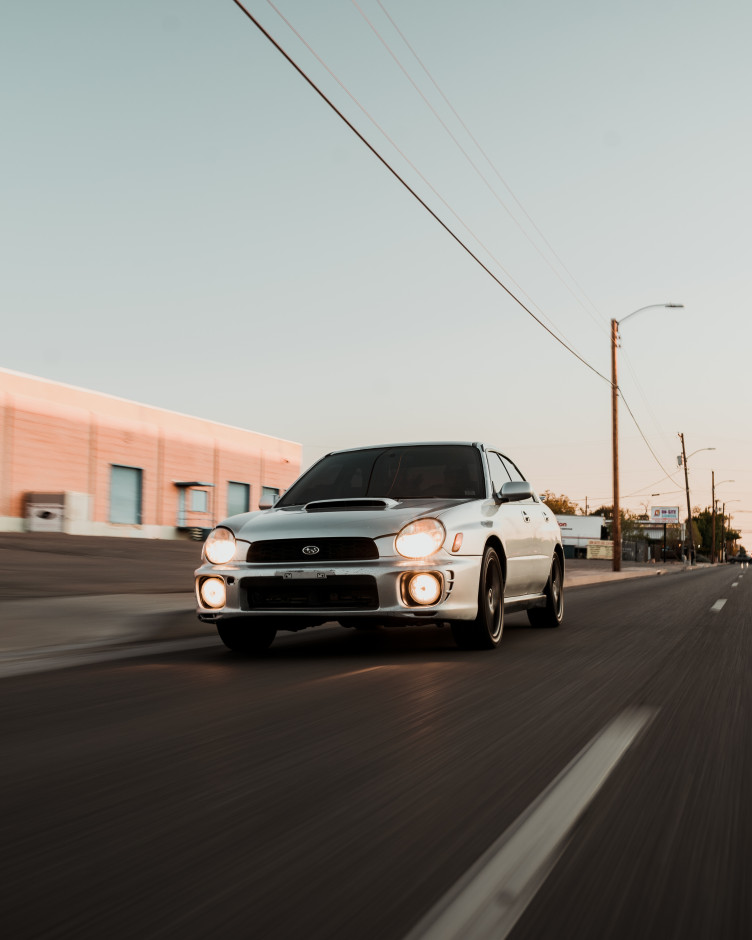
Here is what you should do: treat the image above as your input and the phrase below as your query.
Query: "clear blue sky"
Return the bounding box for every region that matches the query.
[3,1,751,543]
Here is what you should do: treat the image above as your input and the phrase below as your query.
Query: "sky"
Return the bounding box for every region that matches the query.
[3,0,751,544]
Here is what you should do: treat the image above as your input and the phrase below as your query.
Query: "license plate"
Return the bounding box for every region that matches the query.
[276,569,336,580]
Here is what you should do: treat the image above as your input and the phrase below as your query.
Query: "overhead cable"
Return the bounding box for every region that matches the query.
[229,0,611,384]
[366,0,610,340]
[262,0,580,349]
[619,390,683,485]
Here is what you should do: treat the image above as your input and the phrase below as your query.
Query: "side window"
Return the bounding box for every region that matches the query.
[499,455,535,502]
[488,453,512,495]
[499,455,525,483]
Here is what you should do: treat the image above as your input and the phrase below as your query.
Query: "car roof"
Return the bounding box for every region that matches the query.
[326,442,484,456]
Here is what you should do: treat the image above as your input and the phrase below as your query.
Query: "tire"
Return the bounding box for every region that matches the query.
[527,555,564,628]
[217,620,277,654]
[451,548,504,650]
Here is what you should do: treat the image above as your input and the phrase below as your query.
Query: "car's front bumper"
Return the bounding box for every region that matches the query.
[195,555,482,627]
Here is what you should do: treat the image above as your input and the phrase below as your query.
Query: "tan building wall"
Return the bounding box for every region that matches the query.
[0,368,301,538]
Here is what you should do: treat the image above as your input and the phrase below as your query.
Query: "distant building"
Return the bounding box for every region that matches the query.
[554,514,607,558]
[0,368,301,538]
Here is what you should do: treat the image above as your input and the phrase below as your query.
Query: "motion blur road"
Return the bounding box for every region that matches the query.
[3,563,751,939]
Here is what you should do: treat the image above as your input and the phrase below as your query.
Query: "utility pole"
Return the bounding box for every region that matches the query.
[711,472,716,564]
[611,319,621,571]
[718,503,726,561]
[679,433,695,566]
[611,304,683,574]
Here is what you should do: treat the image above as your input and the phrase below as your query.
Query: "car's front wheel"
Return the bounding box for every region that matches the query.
[217,619,277,654]
[527,554,564,628]
[451,547,504,650]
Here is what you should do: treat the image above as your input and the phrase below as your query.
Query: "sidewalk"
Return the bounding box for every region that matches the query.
[563,558,690,587]
[0,593,204,655]
[0,558,695,660]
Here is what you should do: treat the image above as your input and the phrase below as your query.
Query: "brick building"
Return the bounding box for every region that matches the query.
[0,368,301,538]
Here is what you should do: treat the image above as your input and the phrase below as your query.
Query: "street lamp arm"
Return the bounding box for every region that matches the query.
[684,447,715,461]
[618,303,684,329]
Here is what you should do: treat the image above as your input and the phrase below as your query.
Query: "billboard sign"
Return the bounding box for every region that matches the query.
[650,506,680,523]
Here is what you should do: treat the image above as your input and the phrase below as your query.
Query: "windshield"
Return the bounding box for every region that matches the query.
[277,445,486,506]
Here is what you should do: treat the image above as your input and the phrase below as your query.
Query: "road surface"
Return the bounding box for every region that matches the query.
[3,564,749,939]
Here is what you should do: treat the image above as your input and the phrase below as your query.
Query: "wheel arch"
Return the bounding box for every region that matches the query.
[484,535,507,582]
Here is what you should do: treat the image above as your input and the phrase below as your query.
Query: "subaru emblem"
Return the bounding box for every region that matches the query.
[302,545,320,555]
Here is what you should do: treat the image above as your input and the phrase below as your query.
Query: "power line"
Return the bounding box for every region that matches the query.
[368,0,611,340]
[261,0,583,351]
[619,389,683,485]
[229,0,610,384]
[620,348,675,459]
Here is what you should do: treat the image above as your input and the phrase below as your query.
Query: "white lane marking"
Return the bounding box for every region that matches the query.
[0,637,218,679]
[732,582,739,588]
[711,599,727,612]
[404,708,656,940]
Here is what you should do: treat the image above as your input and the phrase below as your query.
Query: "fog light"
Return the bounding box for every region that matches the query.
[408,573,441,605]
[200,577,226,609]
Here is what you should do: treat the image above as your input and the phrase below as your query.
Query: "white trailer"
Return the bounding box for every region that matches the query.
[555,515,607,558]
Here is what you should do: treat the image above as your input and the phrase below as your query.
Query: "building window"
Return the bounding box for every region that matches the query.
[191,489,208,512]
[261,485,280,507]
[227,482,250,516]
[110,465,143,524]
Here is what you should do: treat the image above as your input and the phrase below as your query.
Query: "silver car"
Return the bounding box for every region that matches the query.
[196,442,564,652]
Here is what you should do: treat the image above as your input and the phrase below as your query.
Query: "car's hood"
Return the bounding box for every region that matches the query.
[231,498,468,542]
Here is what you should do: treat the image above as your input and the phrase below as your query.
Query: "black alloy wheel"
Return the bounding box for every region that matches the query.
[451,547,504,650]
[527,554,564,628]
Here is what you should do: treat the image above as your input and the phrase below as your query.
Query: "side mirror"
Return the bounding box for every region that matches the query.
[498,481,534,504]
[258,494,280,510]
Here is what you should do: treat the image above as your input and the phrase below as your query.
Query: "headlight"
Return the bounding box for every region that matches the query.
[395,518,445,559]
[204,527,236,564]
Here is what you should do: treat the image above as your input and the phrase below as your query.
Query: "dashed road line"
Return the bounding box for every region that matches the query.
[404,708,656,940]
[711,599,727,612]
[732,582,739,588]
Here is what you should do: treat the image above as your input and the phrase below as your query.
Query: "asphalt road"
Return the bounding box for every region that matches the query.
[2,565,750,939]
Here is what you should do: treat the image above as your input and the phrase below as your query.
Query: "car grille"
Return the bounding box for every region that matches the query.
[247,538,379,563]
[243,576,379,610]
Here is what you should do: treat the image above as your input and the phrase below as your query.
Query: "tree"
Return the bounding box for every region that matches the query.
[694,509,713,553]
[583,505,649,541]
[540,491,580,515]
[694,507,741,558]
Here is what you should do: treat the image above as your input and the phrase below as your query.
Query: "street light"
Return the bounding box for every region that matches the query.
[611,303,684,571]
[677,437,714,565]
[711,476,734,563]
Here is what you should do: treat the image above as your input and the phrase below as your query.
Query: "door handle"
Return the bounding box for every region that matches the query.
[522,511,531,523]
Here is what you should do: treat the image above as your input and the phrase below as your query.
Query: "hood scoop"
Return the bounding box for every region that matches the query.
[304,498,398,513]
